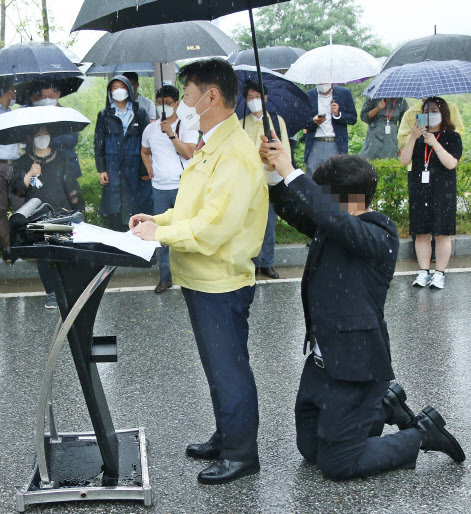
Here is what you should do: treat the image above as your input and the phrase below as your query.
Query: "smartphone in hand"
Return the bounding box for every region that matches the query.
[416,113,427,128]
[318,113,326,119]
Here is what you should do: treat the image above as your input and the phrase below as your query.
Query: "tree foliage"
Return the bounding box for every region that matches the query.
[232,0,389,57]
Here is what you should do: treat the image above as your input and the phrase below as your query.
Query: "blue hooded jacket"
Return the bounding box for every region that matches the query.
[94,75,153,217]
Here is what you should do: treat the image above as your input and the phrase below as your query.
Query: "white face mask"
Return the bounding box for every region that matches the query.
[317,84,332,94]
[247,98,263,113]
[112,88,129,102]
[9,98,16,107]
[427,112,442,128]
[157,105,174,118]
[33,98,57,107]
[34,134,50,150]
[176,90,211,131]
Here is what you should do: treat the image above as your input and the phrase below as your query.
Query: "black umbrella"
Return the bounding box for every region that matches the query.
[86,62,181,78]
[15,77,84,105]
[72,0,291,138]
[82,22,239,120]
[0,41,83,85]
[83,22,240,65]
[228,46,306,71]
[382,33,471,71]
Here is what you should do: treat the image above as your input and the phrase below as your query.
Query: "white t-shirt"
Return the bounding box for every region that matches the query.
[141,118,199,190]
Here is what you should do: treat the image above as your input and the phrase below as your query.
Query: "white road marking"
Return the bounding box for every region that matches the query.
[1,268,471,298]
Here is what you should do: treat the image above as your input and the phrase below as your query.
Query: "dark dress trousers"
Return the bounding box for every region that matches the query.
[181,285,259,461]
[270,174,421,479]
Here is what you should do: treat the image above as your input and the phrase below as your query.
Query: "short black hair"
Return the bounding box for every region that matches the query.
[0,77,12,97]
[156,85,180,103]
[179,58,238,109]
[242,79,267,99]
[122,72,139,84]
[313,154,378,208]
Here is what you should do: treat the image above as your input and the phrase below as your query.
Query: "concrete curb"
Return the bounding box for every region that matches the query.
[2,235,471,282]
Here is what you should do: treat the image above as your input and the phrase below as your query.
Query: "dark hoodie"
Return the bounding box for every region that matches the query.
[94,75,152,217]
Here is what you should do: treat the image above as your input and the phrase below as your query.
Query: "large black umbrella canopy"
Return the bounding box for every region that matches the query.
[72,0,289,33]
[72,0,291,138]
[82,22,240,65]
[382,33,471,71]
[228,46,306,71]
[0,41,83,84]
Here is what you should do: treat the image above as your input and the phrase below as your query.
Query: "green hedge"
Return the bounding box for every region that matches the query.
[79,154,471,238]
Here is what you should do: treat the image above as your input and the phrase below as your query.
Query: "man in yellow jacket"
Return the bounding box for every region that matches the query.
[130,58,268,485]
[241,79,290,280]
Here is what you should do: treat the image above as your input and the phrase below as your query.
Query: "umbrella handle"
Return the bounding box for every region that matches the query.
[248,6,274,142]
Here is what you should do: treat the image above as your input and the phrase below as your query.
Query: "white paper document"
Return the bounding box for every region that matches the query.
[72,222,160,262]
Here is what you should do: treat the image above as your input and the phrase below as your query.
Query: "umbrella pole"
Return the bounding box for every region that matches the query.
[248,6,273,141]
[160,62,167,121]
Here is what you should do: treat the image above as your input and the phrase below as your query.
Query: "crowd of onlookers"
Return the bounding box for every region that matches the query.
[0,71,466,306]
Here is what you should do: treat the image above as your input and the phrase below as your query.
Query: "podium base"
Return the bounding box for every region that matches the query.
[16,428,152,512]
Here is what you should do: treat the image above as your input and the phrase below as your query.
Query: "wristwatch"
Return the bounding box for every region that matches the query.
[169,133,177,140]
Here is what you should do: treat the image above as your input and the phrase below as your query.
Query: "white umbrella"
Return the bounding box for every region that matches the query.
[0,106,90,145]
[285,44,381,85]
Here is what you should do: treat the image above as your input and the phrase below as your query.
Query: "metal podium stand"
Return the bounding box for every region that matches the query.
[11,234,155,511]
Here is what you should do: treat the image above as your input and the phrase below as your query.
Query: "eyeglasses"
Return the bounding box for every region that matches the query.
[157,100,176,107]
[246,95,261,101]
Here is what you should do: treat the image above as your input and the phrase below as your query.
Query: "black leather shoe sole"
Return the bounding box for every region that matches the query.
[421,406,466,463]
[197,459,260,485]
[385,383,417,430]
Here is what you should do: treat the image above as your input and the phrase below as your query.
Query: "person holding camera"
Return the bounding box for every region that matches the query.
[400,97,462,289]
[304,83,357,176]
[360,97,408,160]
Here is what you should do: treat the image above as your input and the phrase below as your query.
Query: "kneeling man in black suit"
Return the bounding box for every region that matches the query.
[259,131,465,479]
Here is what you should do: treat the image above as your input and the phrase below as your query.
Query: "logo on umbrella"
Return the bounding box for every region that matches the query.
[187,45,201,51]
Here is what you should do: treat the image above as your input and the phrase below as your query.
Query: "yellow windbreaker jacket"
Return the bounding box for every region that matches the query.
[153,113,268,293]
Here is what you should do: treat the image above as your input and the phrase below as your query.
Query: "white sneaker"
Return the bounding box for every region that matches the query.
[412,270,432,287]
[430,272,445,289]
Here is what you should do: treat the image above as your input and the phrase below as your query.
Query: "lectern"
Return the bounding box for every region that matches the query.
[10,200,154,512]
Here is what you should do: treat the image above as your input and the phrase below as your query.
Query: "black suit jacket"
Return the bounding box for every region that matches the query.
[270,174,399,382]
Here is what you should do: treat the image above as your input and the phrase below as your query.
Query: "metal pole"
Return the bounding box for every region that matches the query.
[248,5,273,141]
[160,62,166,121]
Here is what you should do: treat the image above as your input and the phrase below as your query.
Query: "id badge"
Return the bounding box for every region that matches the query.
[384,124,391,135]
[421,171,430,184]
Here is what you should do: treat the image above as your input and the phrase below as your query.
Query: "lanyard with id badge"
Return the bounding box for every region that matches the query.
[422,132,441,184]
[384,99,396,135]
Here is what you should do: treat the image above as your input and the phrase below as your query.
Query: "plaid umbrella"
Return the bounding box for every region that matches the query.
[363,59,471,99]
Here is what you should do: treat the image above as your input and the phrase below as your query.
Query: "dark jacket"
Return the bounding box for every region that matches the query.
[12,150,85,212]
[51,132,81,179]
[94,74,152,217]
[270,174,398,382]
[304,86,357,158]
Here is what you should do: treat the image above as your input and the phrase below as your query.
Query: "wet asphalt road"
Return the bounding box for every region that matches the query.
[1,271,471,514]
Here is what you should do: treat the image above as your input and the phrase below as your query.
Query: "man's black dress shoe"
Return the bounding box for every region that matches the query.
[417,406,466,463]
[154,280,172,294]
[186,440,221,460]
[383,382,417,430]
[258,267,279,279]
[198,457,260,484]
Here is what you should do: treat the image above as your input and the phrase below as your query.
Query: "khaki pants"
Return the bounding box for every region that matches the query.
[0,163,24,251]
